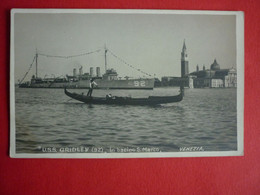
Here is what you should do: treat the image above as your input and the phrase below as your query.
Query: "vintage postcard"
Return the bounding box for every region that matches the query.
[10,9,244,158]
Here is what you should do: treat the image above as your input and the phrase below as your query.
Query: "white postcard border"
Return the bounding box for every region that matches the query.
[10,9,244,158]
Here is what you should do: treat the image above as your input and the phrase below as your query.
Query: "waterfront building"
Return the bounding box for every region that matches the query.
[181,40,189,77]
[161,40,236,88]
[161,76,193,88]
[161,40,193,88]
[190,59,237,88]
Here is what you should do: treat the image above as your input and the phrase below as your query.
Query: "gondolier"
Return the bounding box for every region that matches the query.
[87,78,98,97]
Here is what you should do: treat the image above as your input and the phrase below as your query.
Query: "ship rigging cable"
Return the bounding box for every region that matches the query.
[20,47,154,83]
[38,49,101,59]
[107,49,153,77]
[19,49,101,82]
[19,56,36,84]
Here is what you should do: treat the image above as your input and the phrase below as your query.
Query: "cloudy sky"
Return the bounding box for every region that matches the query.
[13,10,237,82]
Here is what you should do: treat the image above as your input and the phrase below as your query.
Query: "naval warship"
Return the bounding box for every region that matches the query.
[18,48,155,90]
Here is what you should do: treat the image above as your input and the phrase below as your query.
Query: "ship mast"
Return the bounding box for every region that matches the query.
[35,48,38,78]
[104,45,108,72]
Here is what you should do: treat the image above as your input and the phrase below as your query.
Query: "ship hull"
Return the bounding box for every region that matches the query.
[19,78,155,90]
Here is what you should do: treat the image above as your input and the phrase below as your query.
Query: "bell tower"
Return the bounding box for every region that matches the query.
[181,40,189,77]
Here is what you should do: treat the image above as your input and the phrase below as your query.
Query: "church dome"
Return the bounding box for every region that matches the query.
[210,59,220,70]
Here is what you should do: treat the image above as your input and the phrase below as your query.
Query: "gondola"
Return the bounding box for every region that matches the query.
[64,86,184,105]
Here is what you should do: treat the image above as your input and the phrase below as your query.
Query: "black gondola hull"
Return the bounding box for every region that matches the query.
[64,88,184,105]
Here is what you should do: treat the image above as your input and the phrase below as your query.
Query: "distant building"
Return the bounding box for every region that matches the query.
[190,59,237,88]
[181,40,189,77]
[162,40,193,88]
[161,76,193,88]
[161,40,236,88]
[154,78,162,87]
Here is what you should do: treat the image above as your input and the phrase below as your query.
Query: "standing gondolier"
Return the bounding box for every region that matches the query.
[87,78,98,97]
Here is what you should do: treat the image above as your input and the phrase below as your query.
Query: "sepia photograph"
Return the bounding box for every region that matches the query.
[10,9,244,158]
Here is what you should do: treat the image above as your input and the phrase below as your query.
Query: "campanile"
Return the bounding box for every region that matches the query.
[181,40,189,77]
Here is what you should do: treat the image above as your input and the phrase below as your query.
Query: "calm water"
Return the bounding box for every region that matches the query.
[15,87,237,153]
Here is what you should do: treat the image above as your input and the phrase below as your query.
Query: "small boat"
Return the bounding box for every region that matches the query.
[64,87,184,105]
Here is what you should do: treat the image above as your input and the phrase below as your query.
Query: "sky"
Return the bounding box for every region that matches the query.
[13,11,237,82]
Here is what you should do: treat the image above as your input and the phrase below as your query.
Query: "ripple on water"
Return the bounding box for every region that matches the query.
[15,88,237,153]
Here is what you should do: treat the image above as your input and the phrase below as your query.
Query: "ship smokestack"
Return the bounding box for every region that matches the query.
[79,66,83,76]
[96,67,101,77]
[90,67,94,77]
[73,68,77,77]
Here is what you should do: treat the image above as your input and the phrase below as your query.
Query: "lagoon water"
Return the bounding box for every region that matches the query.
[15,87,237,153]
